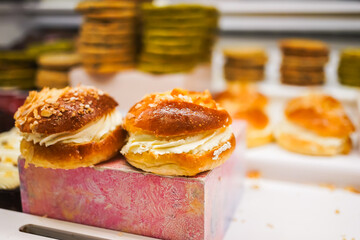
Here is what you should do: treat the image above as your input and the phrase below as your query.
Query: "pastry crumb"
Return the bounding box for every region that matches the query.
[266,223,274,229]
[335,209,340,214]
[344,186,360,194]
[319,183,336,191]
[251,184,260,190]
[247,170,261,179]
[240,219,246,223]
[117,232,123,236]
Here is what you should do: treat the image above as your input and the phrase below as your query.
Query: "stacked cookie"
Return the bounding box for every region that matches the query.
[36,52,81,89]
[76,0,138,74]
[223,47,268,83]
[138,4,219,74]
[280,39,329,85]
[338,48,360,87]
[0,51,36,89]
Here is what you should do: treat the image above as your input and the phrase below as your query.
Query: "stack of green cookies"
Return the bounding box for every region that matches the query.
[76,0,138,74]
[338,48,360,87]
[0,51,36,89]
[138,4,219,74]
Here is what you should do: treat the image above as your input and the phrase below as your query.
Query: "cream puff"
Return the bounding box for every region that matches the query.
[275,93,355,156]
[215,84,273,148]
[14,86,127,169]
[121,88,235,176]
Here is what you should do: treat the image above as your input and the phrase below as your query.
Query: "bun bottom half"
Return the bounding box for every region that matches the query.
[20,125,127,169]
[275,123,351,156]
[123,134,236,176]
[247,125,273,148]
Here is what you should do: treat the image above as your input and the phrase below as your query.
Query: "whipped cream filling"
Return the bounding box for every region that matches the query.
[275,119,346,146]
[22,110,122,147]
[121,127,232,155]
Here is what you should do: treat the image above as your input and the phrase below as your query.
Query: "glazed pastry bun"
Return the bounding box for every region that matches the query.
[215,84,273,148]
[275,94,355,156]
[121,88,235,176]
[14,86,127,169]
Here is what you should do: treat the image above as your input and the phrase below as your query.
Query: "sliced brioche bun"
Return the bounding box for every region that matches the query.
[20,125,127,169]
[122,88,235,176]
[125,134,235,176]
[275,120,351,156]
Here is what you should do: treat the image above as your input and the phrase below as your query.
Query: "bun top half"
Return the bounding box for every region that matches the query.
[285,94,355,138]
[14,86,117,135]
[124,88,232,137]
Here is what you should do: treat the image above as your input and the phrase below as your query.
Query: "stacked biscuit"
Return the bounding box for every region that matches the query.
[280,39,329,85]
[36,53,81,89]
[0,51,36,90]
[76,0,138,74]
[338,48,360,86]
[223,47,268,83]
[138,4,219,74]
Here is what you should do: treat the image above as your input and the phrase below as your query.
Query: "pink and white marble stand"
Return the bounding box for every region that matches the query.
[19,121,245,240]
[69,64,212,111]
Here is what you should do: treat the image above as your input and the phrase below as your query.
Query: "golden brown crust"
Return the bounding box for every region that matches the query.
[20,125,127,169]
[124,134,236,176]
[214,85,268,116]
[124,88,232,137]
[280,38,329,56]
[285,94,355,138]
[223,47,267,61]
[276,130,352,156]
[14,86,118,135]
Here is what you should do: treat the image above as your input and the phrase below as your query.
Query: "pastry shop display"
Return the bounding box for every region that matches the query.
[76,0,138,74]
[36,52,81,88]
[14,86,127,169]
[279,38,329,85]
[275,93,355,156]
[138,4,219,74]
[223,47,268,83]
[121,88,235,176]
[0,51,36,90]
[215,84,273,148]
[338,48,360,86]
[0,128,22,211]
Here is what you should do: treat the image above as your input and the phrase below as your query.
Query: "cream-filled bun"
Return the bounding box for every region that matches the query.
[14,86,127,169]
[121,88,235,176]
[275,94,355,156]
[215,85,273,148]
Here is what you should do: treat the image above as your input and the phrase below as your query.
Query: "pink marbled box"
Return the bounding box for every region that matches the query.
[19,122,245,240]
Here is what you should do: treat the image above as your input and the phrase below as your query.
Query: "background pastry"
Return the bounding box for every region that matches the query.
[215,84,272,148]
[121,88,235,176]
[275,93,355,156]
[14,86,127,169]
[0,128,22,211]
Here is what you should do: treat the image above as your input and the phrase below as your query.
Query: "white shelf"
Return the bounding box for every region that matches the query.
[218,1,360,14]
[225,179,360,240]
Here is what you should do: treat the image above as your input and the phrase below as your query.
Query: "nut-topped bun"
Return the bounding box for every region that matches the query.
[14,86,127,169]
[121,88,235,176]
[275,93,355,156]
